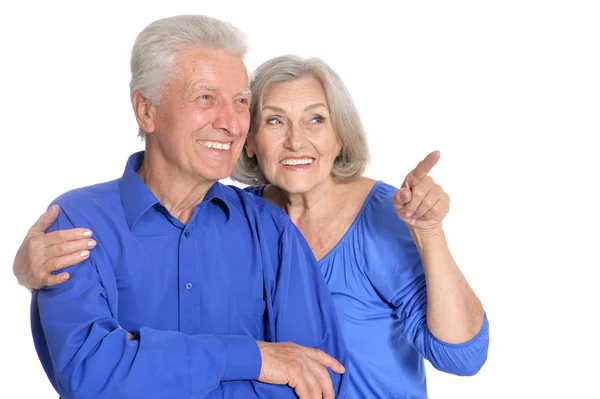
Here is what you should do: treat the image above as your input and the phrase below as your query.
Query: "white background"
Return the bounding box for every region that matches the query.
[1,1,599,398]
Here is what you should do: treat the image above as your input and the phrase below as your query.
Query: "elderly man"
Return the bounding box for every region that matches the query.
[28,15,348,399]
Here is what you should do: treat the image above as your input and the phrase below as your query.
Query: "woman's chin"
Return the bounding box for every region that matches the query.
[275,179,323,196]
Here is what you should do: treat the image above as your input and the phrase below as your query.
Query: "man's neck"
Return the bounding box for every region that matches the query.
[137,151,215,225]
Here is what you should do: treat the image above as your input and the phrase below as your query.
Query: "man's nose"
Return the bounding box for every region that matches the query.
[213,103,241,135]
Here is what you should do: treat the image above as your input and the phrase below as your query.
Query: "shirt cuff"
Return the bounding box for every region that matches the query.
[218,335,262,381]
[429,312,489,348]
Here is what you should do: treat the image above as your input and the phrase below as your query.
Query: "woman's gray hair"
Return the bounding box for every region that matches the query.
[130,15,248,139]
[231,55,370,185]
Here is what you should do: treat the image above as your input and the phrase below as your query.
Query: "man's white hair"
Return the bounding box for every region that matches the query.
[129,15,248,139]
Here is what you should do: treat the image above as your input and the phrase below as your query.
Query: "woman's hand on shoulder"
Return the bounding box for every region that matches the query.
[14,205,96,290]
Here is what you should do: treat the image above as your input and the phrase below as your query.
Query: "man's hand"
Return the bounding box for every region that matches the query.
[393,150,450,232]
[13,205,96,290]
[256,341,345,399]
[119,325,134,340]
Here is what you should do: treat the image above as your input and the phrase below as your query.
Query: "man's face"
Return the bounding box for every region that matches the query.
[148,48,251,183]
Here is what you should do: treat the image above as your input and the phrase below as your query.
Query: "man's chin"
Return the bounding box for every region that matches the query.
[198,167,234,182]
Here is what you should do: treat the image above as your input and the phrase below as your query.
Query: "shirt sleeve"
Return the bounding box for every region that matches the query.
[362,191,489,377]
[32,206,263,398]
[252,216,349,398]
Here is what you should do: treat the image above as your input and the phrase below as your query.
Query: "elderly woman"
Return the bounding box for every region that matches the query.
[14,55,488,398]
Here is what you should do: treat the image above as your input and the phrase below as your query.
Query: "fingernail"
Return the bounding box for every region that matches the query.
[83,230,93,237]
[80,250,90,257]
[61,274,69,281]
[405,212,412,218]
[88,240,96,248]
[49,205,58,212]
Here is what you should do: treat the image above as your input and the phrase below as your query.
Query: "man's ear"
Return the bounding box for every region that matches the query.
[132,90,156,135]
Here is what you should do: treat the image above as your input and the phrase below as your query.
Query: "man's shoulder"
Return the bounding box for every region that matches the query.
[50,179,121,211]
[220,183,290,227]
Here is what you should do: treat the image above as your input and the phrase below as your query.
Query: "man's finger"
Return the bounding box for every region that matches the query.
[292,383,311,399]
[28,206,60,235]
[119,325,134,340]
[405,150,441,186]
[309,349,345,374]
[318,367,336,399]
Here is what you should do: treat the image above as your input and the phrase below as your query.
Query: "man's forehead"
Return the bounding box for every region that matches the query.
[173,50,246,85]
[177,47,245,70]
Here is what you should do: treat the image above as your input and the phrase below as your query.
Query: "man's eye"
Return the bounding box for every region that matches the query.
[198,94,211,101]
[237,98,249,104]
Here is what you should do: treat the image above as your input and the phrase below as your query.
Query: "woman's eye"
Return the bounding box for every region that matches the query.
[267,118,281,125]
[310,116,325,123]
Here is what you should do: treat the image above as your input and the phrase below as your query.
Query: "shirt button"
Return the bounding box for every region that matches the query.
[185,282,193,290]
[184,230,190,237]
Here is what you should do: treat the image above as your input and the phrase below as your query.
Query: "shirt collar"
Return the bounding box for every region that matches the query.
[203,181,231,222]
[119,151,231,230]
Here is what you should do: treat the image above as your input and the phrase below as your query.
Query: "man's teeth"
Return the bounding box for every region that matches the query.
[198,141,231,150]
[280,158,314,165]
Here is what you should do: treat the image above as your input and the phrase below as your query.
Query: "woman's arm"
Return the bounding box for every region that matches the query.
[13,205,96,290]
[409,226,484,343]
[394,150,484,343]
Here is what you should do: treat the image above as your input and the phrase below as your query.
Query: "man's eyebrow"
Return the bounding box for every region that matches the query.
[189,84,220,92]
[186,84,250,98]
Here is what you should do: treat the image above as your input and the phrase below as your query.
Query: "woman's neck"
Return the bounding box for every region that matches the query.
[263,177,377,261]
[264,177,344,224]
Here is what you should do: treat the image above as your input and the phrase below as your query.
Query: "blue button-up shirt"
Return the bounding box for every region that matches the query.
[31,151,348,398]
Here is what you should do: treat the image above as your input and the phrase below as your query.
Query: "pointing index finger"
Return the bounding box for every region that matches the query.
[405,150,441,186]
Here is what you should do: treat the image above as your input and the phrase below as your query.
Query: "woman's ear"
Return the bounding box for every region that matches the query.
[132,90,156,135]
[245,140,256,158]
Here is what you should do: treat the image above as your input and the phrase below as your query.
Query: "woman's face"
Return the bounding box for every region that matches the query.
[246,77,342,194]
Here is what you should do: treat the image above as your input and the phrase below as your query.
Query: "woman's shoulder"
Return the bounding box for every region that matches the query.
[242,184,266,197]
[326,179,409,252]
[353,179,413,245]
[355,179,421,278]
[360,180,401,221]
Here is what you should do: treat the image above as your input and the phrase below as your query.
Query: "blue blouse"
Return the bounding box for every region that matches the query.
[246,181,489,398]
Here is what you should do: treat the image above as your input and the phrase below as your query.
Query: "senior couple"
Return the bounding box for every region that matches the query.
[13,14,489,399]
